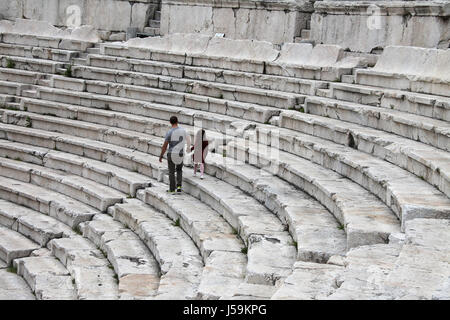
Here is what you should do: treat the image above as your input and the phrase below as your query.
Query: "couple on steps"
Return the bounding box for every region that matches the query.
[159,116,209,194]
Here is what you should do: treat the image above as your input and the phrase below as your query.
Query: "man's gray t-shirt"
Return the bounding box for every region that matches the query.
[165,126,187,156]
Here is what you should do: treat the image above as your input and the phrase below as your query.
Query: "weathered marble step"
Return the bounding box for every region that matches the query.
[0,123,166,181]
[1,32,96,51]
[0,267,36,300]
[201,152,346,263]
[80,214,160,300]
[0,199,76,246]
[382,219,450,300]
[0,43,78,62]
[86,54,184,77]
[0,139,152,196]
[13,255,77,300]
[226,283,278,300]
[327,243,403,300]
[48,236,119,300]
[0,80,21,95]
[271,261,344,299]
[137,182,247,299]
[277,111,450,199]
[111,199,203,299]
[226,139,401,249]
[328,82,450,122]
[0,157,126,212]
[32,72,280,124]
[178,173,297,286]
[86,53,327,95]
[0,225,40,265]
[0,175,97,228]
[0,67,45,85]
[72,64,304,110]
[17,96,229,145]
[304,96,450,152]
[33,85,252,135]
[0,55,64,74]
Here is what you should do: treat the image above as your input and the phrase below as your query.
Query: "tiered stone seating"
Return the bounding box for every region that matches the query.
[0,30,449,300]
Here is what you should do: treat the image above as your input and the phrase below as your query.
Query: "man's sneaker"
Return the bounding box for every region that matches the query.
[176,186,182,193]
[200,175,204,180]
[166,190,176,195]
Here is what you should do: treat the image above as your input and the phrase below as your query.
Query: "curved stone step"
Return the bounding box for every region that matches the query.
[199,153,346,263]
[0,266,36,300]
[0,43,78,62]
[0,199,76,246]
[12,97,228,144]
[0,123,166,181]
[48,236,120,300]
[0,157,126,212]
[111,199,204,299]
[70,65,302,110]
[178,173,297,286]
[0,225,40,265]
[0,175,97,228]
[304,96,450,152]
[271,261,344,300]
[328,82,450,122]
[80,214,160,300]
[85,53,327,95]
[226,139,401,248]
[0,55,64,74]
[0,139,152,197]
[277,111,450,198]
[13,254,77,300]
[136,181,247,299]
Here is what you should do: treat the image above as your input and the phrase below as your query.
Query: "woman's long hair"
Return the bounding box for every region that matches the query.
[193,129,206,163]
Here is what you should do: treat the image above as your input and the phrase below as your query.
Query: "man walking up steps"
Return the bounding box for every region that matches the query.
[159,116,190,194]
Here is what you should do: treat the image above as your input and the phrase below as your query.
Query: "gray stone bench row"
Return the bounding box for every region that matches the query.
[0,199,76,246]
[0,157,126,212]
[80,214,161,300]
[195,152,346,264]
[277,111,450,199]
[0,120,295,289]
[355,46,450,98]
[0,42,78,62]
[304,96,450,152]
[0,175,96,228]
[0,110,400,248]
[0,225,40,266]
[0,265,35,299]
[0,32,96,52]
[71,65,304,110]
[224,139,401,248]
[86,53,328,96]
[328,82,450,122]
[100,38,360,81]
[111,199,204,299]
[0,123,166,181]
[165,173,297,286]
[0,139,152,197]
[0,55,65,74]
[47,236,119,299]
[137,182,248,299]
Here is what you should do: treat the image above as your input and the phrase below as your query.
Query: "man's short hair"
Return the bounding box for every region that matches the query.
[169,116,178,125]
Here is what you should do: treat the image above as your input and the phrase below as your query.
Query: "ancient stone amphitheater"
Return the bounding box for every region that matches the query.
[0,0,449,300]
